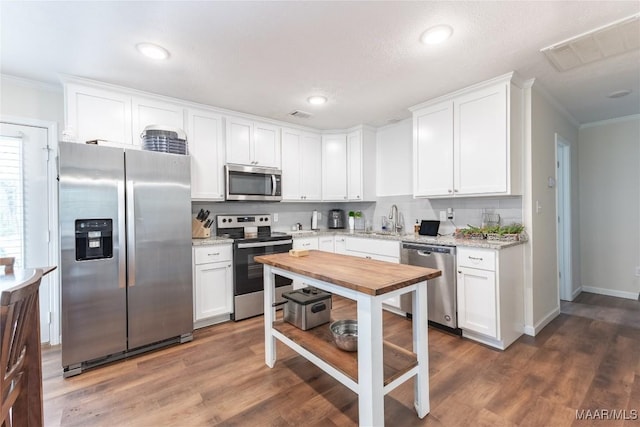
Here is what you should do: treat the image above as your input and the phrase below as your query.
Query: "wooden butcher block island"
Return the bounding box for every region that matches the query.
[255,250,441,427]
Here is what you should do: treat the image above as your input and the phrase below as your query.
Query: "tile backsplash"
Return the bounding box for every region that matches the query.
[193,195,522,236]
[192,200,376,233]
[372,195,523,236]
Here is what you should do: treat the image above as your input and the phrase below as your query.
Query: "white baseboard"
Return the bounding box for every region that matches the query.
[571,286,583,301]
[523,306,560,336]
[581,286,639,301]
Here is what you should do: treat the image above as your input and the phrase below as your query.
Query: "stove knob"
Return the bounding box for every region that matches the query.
[222,218,227,223]
[229,218,233,223]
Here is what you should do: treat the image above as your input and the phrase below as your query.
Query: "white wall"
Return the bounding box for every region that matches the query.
[0,75,64,133]
[578,115,640,299]
[523,83,580,335]
[375,118,412,196]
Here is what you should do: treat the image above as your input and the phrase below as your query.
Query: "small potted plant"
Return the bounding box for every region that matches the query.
[455,224,486,240]
[499,223,526,241]
[348,211,355,232]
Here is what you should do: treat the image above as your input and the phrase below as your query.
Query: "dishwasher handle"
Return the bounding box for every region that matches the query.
[402,242,455,255]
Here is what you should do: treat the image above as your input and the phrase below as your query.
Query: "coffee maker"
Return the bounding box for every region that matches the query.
[328,209,346,229]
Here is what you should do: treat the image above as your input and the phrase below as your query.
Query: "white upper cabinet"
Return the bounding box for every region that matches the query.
[132,97,185,145]
[347,130,363,200]
[65,83,132,146]
[321,128,376,202]
[225,117,281,168]
[322,134,348,201]
[187,109,224,200]
[281,128,322,201]
[413,102,454,197]
[65,81,187,149]
[411,72,523,198]
[454,84,508,195]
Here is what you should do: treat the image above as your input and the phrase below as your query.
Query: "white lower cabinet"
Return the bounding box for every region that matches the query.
[456,245,524,350]
[457,265,497,337]
[292,237,319,289]
[318,235,335,252]
[343,237,403,312]
[334,235,347,254]
[193,244,233,328]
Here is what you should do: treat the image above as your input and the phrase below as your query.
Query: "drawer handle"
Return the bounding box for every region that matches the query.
[468,256,483,261]
[208,252,220,256]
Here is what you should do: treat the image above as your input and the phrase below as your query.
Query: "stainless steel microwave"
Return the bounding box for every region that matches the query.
[225,164,282,201]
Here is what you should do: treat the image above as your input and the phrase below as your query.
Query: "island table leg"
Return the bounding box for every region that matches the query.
[264,265,276,368]
[357,296,384,427]
[413,281,430,417]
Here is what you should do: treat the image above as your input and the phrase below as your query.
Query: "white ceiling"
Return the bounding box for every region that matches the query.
[1,1,639,130]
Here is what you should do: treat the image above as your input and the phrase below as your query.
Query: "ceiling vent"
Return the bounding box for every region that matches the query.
[541,14,640,72]
[289,110,312,119]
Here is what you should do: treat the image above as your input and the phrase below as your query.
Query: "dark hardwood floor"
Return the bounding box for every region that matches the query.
[42,293,639,426]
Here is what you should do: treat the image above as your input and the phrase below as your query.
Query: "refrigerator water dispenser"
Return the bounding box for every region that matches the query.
[75,219,113,261]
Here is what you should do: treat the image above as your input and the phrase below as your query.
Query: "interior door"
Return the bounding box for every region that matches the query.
[0,122,51,342]
[125,149,193,349]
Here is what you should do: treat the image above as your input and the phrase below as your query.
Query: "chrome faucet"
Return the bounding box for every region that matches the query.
[388,204,403,234]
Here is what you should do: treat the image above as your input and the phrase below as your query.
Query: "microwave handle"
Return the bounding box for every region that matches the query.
[271,174,277,196]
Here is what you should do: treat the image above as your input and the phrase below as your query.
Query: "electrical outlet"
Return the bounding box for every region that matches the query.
[317,212,322,220]
[439,210,447,221]
[636,266,640,277]
[536,201,542,214]
[447,207,454,220]
[273,213,278,222]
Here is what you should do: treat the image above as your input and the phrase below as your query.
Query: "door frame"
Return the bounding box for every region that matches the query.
[1,115,60,344]
[555,133,573,301]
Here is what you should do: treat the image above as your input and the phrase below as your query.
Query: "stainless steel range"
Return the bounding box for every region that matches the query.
[216,214,293,320]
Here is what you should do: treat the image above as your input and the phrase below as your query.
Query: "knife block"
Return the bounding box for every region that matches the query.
[192,218,211,239]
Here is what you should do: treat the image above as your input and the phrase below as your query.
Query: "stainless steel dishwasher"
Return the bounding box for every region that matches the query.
[400,242,461,334]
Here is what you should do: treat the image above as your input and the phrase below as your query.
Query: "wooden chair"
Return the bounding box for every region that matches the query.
[1,268,44,427]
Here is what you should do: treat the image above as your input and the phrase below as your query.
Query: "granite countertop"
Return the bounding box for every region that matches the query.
[283,229,525,250]
[192,236,234,246]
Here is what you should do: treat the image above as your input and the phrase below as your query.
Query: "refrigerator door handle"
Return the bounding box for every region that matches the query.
[126,180,136,287]
[117,181,127,289]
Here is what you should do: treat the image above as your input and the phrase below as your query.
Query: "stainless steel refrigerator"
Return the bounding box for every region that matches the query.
[59,142,193,377]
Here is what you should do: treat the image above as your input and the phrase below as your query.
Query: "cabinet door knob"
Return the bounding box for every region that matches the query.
[448,189,453,193]
[454,189,458,193]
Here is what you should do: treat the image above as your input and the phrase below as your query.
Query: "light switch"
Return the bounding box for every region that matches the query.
[536,201,542,214]
[273,213,278,222]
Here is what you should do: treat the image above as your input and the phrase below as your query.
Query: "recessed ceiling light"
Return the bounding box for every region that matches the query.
[307,96,327,105]
[420,25,453,45]
[136,42,170,60]
[607,89,632,98]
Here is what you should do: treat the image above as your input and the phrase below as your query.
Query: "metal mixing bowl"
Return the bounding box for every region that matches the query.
[330,319,358,352]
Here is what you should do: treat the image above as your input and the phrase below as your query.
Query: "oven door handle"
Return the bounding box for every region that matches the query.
[236,239,293,249]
